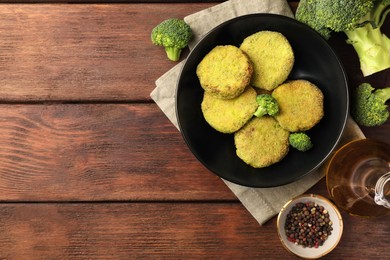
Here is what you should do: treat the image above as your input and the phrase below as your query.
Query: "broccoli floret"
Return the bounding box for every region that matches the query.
[151,18,192,61]
[351,83,390,126]
[254,94,279,117]
[289,132,313,152]
[296,0,390,76]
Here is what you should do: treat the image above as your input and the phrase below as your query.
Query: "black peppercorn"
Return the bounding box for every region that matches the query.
[285,201,333,248]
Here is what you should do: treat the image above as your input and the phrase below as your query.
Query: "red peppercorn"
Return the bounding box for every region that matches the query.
[285,201,333,248]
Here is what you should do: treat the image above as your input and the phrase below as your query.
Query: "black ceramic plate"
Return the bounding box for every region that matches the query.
[176,14,349,188]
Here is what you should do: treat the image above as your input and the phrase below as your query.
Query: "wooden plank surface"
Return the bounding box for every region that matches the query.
[0,0,222,2]
[0,202,388,259]
[0,1,388,259]
[0,3,212,102]
[0,103,387,201]
[0,2,385,102]
[0,103,234,201]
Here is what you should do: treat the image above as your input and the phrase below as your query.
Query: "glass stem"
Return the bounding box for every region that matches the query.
[374,171,390,209]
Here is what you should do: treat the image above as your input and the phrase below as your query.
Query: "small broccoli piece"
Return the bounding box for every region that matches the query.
[289,132,313,152]
[151,18,192,61]
[296,0,390,76]
[254,94,279,117]
[351,83,390,127]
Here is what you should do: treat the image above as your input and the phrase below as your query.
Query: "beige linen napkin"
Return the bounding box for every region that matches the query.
[150,0,365,225]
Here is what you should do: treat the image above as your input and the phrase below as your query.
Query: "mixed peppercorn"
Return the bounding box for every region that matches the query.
[285,201,333,248]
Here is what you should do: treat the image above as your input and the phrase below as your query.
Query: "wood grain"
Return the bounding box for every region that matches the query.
[0,103,235,201]
[0,202,387,259]
[0,3,212,102]
[0,103,386,201]
[0,1,387,259]
[0,2,386,102]
[0,0,223,2]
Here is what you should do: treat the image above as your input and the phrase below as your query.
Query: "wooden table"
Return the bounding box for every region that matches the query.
[0,1,388,259]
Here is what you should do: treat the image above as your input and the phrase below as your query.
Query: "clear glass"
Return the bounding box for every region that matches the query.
[374,171,390,208]
[326,139,390,217]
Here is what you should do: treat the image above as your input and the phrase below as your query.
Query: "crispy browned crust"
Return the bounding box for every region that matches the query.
[272,79,324,132]
[240,30,294,91]
[196,45,253,99]
[234,116,290,168]
[201,86,258,133]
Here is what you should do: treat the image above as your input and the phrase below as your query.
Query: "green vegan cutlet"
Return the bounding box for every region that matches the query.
[234,116,290,168]
[272,79,324,132]
[201,86,258,133]
[196,45,253,99]
[240,30,294,91]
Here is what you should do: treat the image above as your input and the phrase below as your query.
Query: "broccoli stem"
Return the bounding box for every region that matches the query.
[253,107,267,117]
[165,47,182,62]
[374,87,390,103]
[373,1,390,27]
[345,23,390,76]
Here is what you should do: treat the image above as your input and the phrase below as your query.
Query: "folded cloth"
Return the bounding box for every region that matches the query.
[150,0,365,225]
